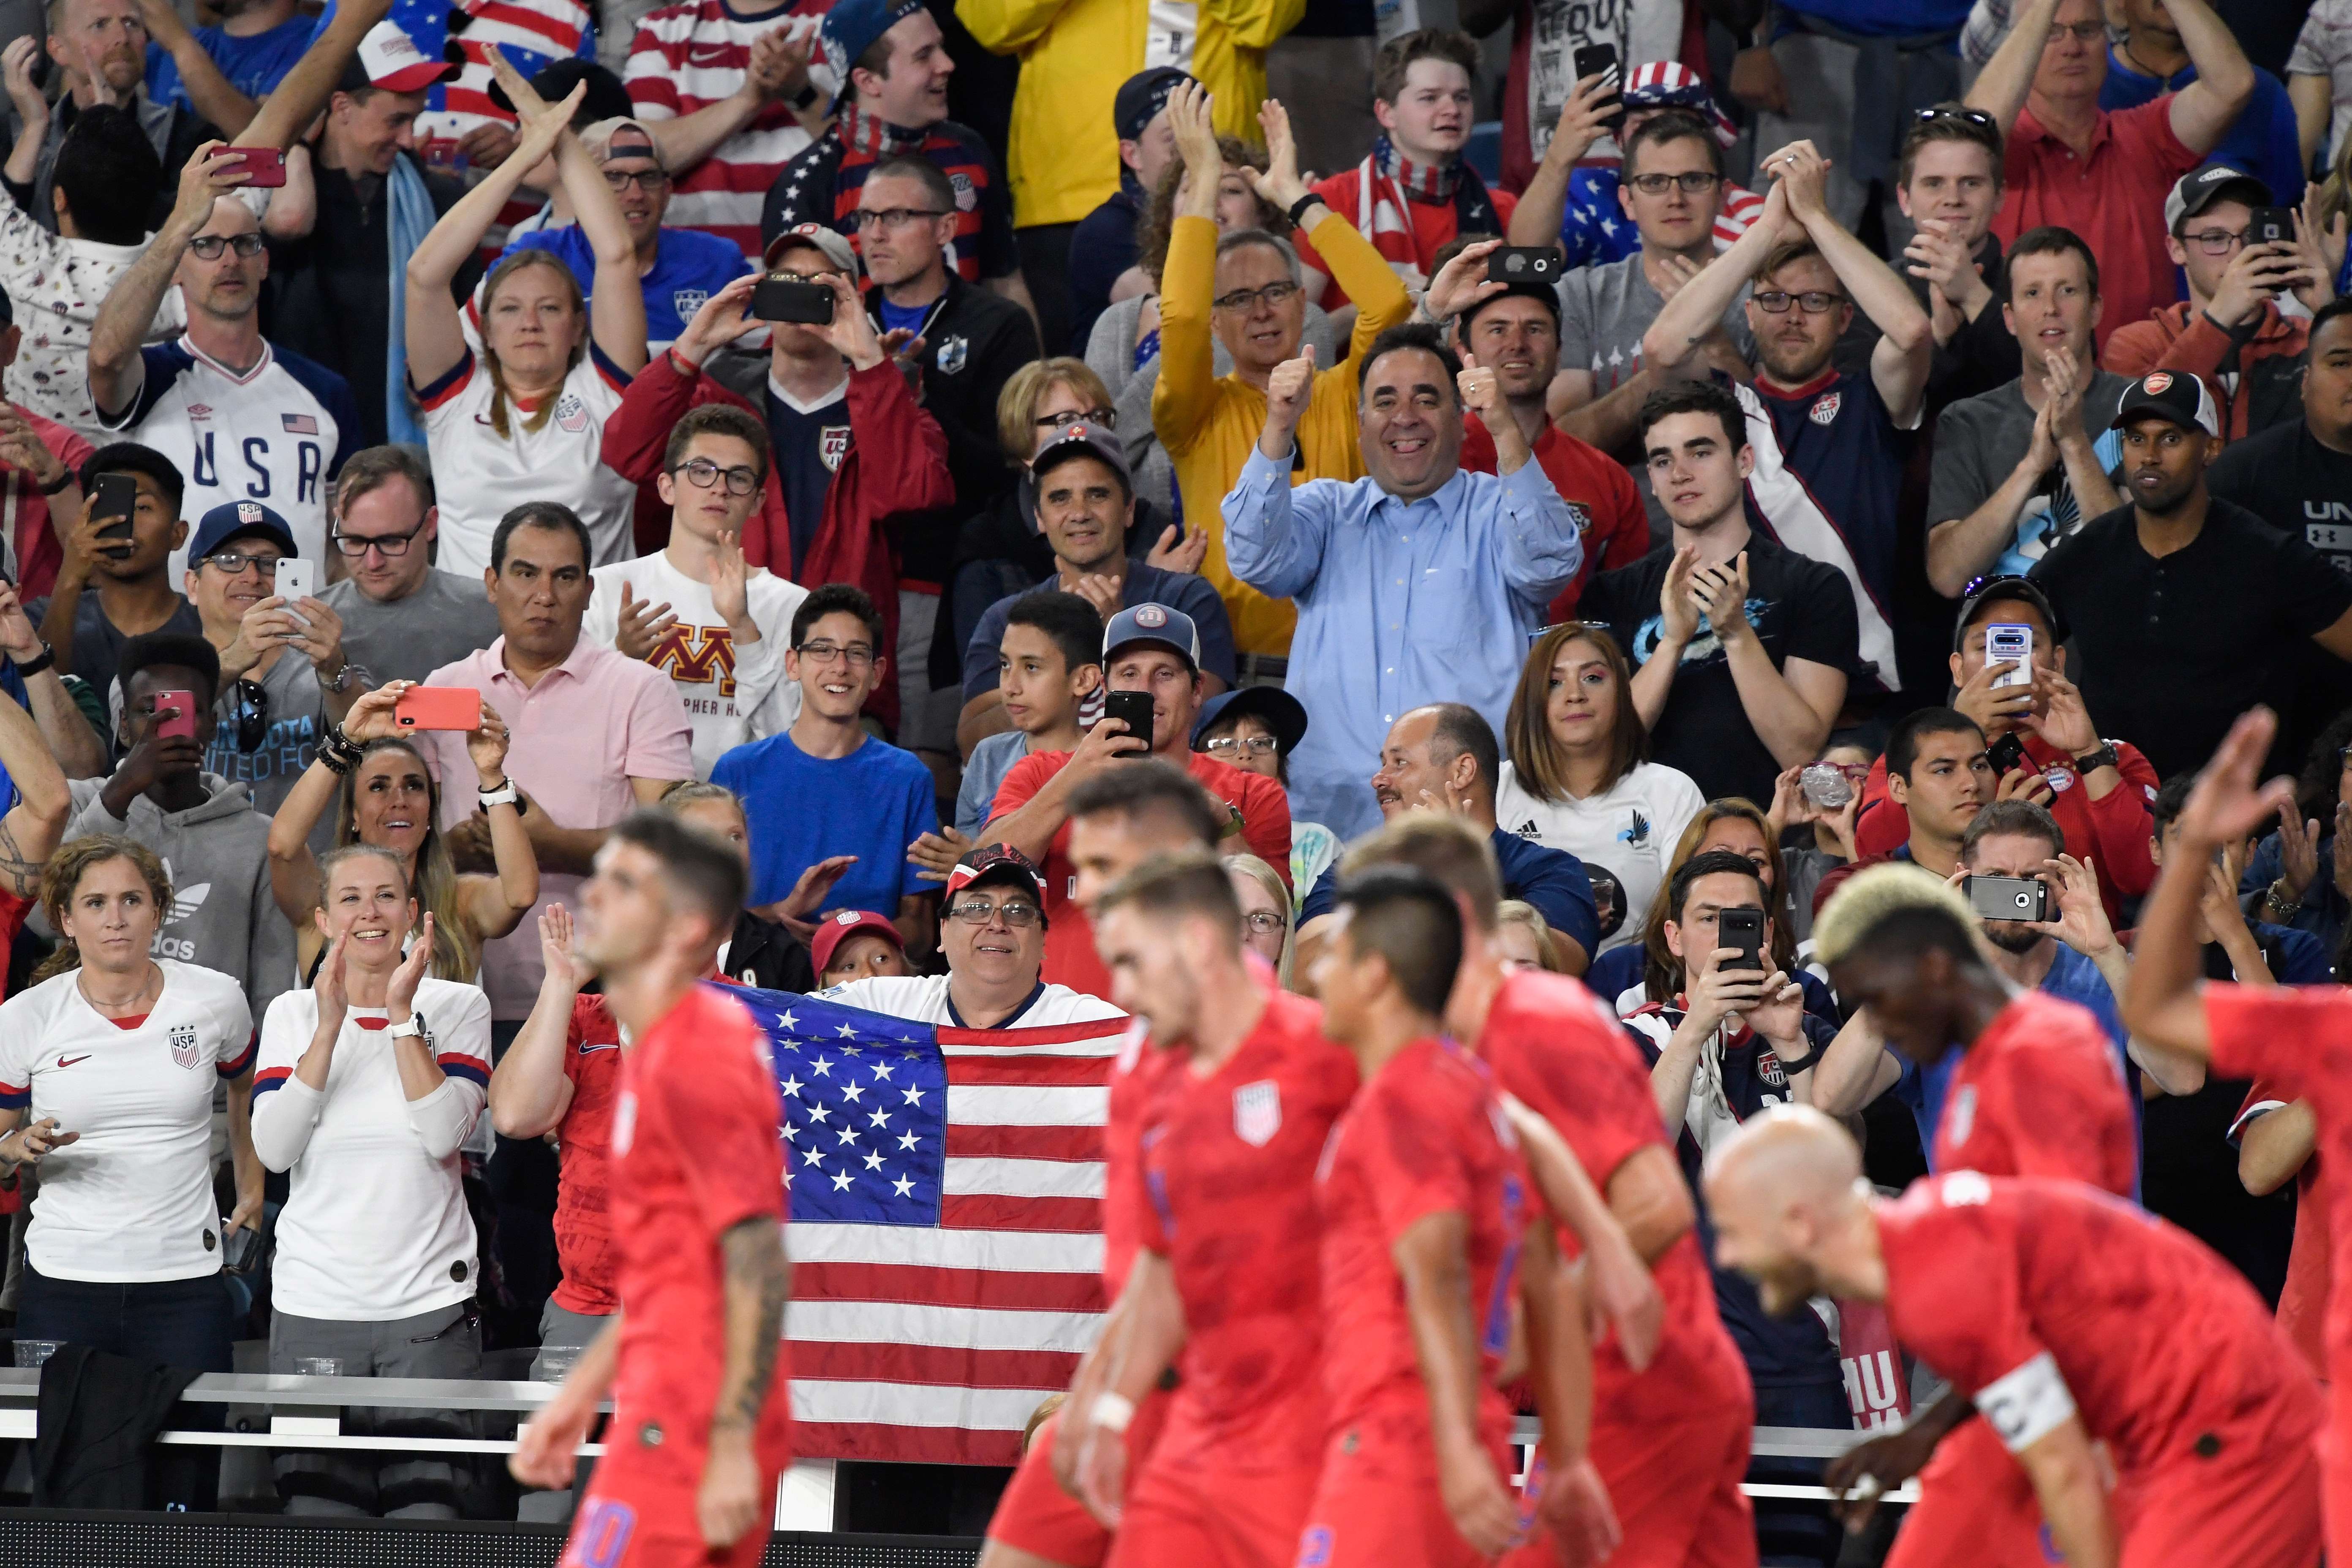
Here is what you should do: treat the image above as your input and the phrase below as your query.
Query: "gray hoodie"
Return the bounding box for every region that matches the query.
[64,772,297,1020]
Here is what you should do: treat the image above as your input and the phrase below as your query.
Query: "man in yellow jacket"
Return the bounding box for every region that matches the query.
[957,0,1300,351]
[1153,83,1415,671]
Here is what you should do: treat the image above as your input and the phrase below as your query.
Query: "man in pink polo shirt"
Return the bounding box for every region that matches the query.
[1964,0,2252,354]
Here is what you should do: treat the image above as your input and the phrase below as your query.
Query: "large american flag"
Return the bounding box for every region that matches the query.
[730,987,1134,1467]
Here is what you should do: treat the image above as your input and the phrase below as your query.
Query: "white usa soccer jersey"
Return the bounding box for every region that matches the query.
[102,336,357,577]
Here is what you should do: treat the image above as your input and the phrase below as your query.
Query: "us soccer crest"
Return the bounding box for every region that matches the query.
[1808,390,1841,426]
[950,171,977,212]
[936,334,968,375]
[555,394,588,434]
[1233,1080,1281,1146]
[819,425,851,472]
[169,1024,201,1070]
[672,288,708,321]
[1756,1050,1787,1089]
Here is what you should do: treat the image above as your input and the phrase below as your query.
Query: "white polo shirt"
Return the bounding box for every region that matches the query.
[0,961,255,1282]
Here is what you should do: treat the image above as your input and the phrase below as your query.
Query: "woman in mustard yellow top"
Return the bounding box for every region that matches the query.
[1152,84,1416,662]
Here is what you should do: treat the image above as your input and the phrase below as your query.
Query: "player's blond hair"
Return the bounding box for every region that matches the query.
[1812,861,1991,969]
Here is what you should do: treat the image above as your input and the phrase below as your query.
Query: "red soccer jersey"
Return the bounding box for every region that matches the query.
[2232,1078,2329,1379]
[552,994,623,1315]
[1876,1173,2320,1478]
[1101,1018,1173,1297]
[1132,990,1358,1469]
[985,749,1291,1000]
[1933,990,2138,1197]
[1318,1036,1529,1450]
[608,984,792,1461]
[1476,970,1750,1418]
[1459,418,1649,618]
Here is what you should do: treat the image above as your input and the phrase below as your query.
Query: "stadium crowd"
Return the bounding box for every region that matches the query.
[0,0,2350,1557]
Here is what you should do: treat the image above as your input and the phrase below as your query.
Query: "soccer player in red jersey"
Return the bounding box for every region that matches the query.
[1300,864,1617,1568]
[1803,864,2142,1566]
[510,813,792,1566]
[2122,705,2352,1565]
[982,763,1231,1568]
[1337,812,1753,1568]
[1707,1106,2325,1568]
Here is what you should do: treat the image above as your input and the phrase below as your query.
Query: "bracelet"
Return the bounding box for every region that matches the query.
[317,722,362,776]
[2266,879,2303,916]
[1285,192,1323,230]
[36,470,72,496]
[1089,1391,1135,1434]
[10,641,52,678]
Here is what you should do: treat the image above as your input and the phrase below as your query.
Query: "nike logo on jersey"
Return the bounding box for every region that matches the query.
[55,1054,89,1068]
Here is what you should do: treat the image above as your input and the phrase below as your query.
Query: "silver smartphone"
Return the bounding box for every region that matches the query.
[274,557,314,630]
[1985,623,2032,689]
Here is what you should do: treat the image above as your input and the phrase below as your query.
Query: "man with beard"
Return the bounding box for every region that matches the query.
[2029,369,2352,781]
[1645,140,1930,696]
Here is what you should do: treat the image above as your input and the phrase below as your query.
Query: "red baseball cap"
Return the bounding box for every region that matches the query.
[811,909,904,975]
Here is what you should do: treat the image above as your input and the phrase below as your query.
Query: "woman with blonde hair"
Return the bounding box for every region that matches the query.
[266,683,537,981]
[404,57,647,577]
[1493,899,1567,973]
[1225,852,1294,985]
[1498,623,1704,956]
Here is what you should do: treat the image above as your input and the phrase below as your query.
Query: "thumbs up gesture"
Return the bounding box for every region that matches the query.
[1258,342,1317,458]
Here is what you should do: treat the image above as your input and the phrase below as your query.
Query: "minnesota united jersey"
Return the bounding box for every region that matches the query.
[104,336,357,577]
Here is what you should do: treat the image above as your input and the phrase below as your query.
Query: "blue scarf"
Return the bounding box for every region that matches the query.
[384,154,437,446]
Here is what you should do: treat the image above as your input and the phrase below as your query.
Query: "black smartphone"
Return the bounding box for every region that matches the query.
[1102,689,1154,753]
[1987,731,2029,778]
[92,472,138,543]
[1967,874,2050,923]
[751,275,836,324]
[1718,906,1765,971]
[223,1223,262,1274]
[1571,43,1625,134]
[1487,245,1564,285]
[2251,205,2296,247]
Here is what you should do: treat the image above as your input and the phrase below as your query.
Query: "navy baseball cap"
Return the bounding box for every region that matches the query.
[1189,684,1308,754]
[187,499,296,563]
[1103,602,1200,672]
[1031,419,1132,494]
[2108,368,2221,438]
[821,0,923,108]
[1114,68,1192,143]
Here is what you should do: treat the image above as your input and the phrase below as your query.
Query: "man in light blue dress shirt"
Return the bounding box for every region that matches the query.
[1222,319,1586,838]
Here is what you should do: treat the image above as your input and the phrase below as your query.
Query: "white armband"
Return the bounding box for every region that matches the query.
[1974,1351,2076,1454]
[1089,1391,1136,1434]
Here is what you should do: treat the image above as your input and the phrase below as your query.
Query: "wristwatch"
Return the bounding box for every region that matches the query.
[388,1013,433,1049]
[10,641,53,678]
[790,81,820,109]
[318,659,369,694]
[2072,741,2120,773]
[477,779,520,810]
[1286,191,1324,231]
[2265,878,2303,918]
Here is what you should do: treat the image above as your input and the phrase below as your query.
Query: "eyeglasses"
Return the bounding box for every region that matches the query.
[675,457,761,496]
[332,526,422,558]
[1204,734,1279,759]
[2042,19,2107,44]
[853,207,947,230]
[1211,280,1300,313]
[795,640,875,667]
[1910,105,1998,130]
[1242,910,1287,935]
[227,677,268,753]
[1034,408,1115,428]
[187,233,264,260]
[203,550,283,576]
[1752,289,1848,315]
[1626,171,1720,196]
[2180,227,2251,256]
[601,167,670,191]
[946,898,1042,927]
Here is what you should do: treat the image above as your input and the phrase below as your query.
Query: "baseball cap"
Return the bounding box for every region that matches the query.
[1030,420,1132,494]
[1189,684,1308,754]
[187,500,297,563]
[810,909,905,975]
[2108,368,2221,438]
[1103,603,1200,672]
[2163,163,2271,237]
[1114,68,1192,144]
[583,116,665,170]
[762,220,860,277]
[820,0,924,109]
[339,20,459,95]
[1952,574,2062,653]
[945,844,1047,904]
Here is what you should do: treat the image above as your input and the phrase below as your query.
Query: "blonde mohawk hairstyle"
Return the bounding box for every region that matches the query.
[1812,861,1991,969]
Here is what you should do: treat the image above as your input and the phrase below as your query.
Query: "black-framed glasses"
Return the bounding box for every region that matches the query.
[1753,289,1848,315]
[675,457,760,496]
[601,167,670,191]
[1211,280,1300,313]
[1911,105,1999,130]
[946,897,1041,927]
[227,678,268,753]
[1034,407,1115,428]
[203,549,283,577]
[1627,172,1720,196]
[332,526,423,558]
[188,233,264,260]
[795,639,875,667]
[853,207,947,230]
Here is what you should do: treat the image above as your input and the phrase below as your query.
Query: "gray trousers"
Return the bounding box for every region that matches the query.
[270,1301,481,1518]
[517,1299,612,1523]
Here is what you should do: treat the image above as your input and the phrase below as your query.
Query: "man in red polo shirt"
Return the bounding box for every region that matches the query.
[1963,0,2253,354]
[983,604,1290,1000]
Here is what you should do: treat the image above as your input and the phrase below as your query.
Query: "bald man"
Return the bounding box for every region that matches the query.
[1704,1108,2321,1568]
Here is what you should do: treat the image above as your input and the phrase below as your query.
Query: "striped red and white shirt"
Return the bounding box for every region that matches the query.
[623,0,837,255]
[413,0,598,259]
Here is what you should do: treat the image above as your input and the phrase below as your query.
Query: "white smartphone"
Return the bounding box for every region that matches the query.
[274,557,314,629]
[1985,623,2032,689]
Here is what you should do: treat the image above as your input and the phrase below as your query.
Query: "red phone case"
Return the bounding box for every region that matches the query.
[229,147,287,188]
[394,687,483,731]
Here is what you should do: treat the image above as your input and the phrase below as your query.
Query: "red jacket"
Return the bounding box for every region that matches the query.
[1843,731,2159,920]
[600,348,956,726]
[2102,300,2308,444]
